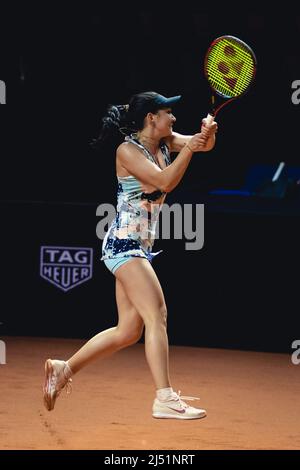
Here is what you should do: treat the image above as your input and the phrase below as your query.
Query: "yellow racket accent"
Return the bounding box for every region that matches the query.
[205,36,256,98]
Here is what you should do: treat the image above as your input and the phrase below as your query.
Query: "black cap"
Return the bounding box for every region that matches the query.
[138,91,181,114]
[151,93,182,108]
[126,92,182,128]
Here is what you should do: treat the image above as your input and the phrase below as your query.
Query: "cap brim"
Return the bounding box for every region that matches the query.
[159,95,181,107]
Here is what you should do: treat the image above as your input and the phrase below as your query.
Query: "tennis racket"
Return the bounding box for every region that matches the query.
[203,35,257,128]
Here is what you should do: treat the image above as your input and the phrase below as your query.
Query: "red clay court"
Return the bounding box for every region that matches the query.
[0,337,299,450]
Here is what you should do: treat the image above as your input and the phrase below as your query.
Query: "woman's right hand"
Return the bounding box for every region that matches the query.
[186,133,208,152]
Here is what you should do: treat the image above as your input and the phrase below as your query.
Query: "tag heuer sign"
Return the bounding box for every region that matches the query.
[40,246,93,292]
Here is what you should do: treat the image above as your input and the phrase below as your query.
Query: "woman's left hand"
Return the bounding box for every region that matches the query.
[201,118,218,137]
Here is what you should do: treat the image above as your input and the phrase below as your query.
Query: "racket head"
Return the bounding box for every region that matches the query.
[204,35,257,100]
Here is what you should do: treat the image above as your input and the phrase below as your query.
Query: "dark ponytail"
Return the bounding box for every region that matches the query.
[90,103,137,148]
[91,91,165,149]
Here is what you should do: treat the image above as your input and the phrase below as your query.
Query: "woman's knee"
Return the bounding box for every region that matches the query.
[115,323,144,347]
[144,306,168,329]
[159,306,168,327]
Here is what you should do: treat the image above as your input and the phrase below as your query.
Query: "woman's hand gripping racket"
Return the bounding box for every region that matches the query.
[202,35,257,134]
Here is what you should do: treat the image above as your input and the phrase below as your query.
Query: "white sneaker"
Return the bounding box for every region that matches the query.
[43,359,72,411]
[152,391,206,420]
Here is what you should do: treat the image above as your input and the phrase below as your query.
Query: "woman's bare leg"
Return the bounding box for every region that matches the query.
[115,257,171,390]
[67,278,144,373]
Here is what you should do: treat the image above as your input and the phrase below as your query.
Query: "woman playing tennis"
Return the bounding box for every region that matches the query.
[43,91,217,419]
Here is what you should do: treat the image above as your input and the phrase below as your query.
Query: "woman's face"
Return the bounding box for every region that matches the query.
[152,108,176,137]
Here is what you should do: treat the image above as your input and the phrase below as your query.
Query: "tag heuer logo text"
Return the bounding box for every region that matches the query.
[40,246,93,292]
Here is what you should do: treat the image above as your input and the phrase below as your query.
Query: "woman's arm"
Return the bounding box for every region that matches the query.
[167,119,218,153]
[117,132,206,193]
[168,131,216,152]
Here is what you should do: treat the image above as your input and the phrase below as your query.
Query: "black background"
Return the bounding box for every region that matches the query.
[1,8,300,352]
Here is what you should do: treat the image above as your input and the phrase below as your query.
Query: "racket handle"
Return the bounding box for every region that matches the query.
[205,113,215,126]
[201,113,215,144]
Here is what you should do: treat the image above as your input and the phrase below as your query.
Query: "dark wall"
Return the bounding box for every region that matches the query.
[1,10,300,202]
[1,10,300,353]
[1,197,299,353]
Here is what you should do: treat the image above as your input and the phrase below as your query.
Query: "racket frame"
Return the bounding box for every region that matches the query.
[204,35,257,119]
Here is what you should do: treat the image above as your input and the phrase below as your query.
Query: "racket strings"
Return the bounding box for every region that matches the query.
[205,37,256,98]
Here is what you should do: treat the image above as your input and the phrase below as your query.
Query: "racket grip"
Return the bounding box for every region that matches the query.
[205,113,215,126]
[201,113,215,144]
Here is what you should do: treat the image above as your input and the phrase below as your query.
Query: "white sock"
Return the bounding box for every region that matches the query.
[156,387,173,402]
